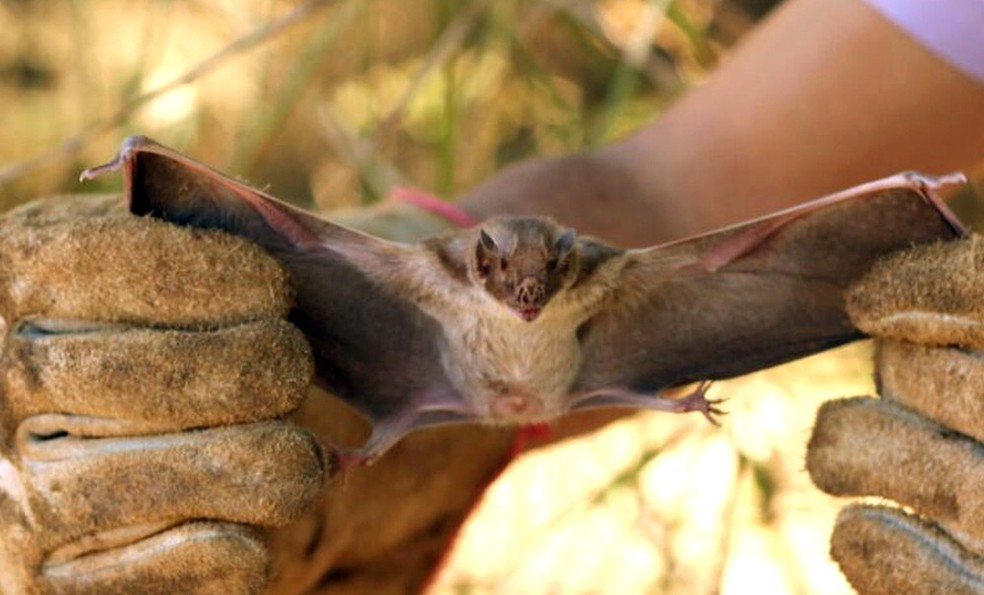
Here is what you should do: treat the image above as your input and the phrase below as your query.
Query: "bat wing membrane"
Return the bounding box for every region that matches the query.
[86,136,463,430]
[572,173,967,394]
[86,140,968,455]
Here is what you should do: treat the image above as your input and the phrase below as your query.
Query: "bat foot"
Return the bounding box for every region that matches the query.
[673,381,727,425]
[570,382,726,424]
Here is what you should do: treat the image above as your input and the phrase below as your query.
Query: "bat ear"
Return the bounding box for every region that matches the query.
[475,229,499,278]
[554,229,576,255]
[479,229,499,253]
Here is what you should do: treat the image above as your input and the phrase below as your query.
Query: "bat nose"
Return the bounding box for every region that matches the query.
[492,394,543,419]
[516,277,545,306]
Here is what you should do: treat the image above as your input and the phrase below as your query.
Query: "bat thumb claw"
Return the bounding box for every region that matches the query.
[80,135,152,182]
[79,156,125,182]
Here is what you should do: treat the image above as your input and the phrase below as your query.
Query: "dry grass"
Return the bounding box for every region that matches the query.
[0,0,757,209]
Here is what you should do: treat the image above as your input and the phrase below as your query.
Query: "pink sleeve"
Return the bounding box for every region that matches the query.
[861,0,984,85]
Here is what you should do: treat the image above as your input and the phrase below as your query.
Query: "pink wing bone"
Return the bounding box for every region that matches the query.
[83,136,337,251]
[567,171,967,424]
[664,171,969,274]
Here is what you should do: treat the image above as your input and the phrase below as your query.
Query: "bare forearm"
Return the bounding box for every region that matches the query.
[459,0,984,245]
[456,151,681,247]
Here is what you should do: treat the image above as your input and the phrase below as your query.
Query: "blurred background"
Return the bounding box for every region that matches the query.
[0,0,965,593]
[0,0,780,210]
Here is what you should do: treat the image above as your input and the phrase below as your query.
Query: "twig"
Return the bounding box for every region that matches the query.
[0,0,339,188]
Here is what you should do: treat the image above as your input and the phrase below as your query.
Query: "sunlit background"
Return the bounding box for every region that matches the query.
[0,1,969,593]
[430,345,872,594]
[0,0,775,210]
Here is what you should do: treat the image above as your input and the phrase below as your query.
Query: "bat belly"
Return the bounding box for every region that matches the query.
[440,311,582,423]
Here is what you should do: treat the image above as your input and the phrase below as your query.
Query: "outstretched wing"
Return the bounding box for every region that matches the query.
[572,173,967,396]
[83,136,467,461]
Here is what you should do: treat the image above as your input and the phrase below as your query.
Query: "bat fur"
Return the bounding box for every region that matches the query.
[82,136,968,464]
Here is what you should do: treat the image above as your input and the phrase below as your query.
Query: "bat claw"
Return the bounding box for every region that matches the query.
[572,383,728,425]
[80,136,148,182]
[674,381,727,425]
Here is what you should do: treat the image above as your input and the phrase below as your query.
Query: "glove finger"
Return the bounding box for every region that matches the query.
[2,319,311,429]
[0,195,291,326]
[43,522,269,595]
[875,339,984,444]
[807,397,984,544]
[847,237,984,347]
[6,192,125,221]
[831,504,984,595]
[20,421,325,550]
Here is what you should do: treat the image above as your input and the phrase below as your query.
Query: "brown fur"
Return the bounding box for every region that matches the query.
[469,217,579,313]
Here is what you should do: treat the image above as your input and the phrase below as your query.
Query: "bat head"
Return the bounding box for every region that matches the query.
[472,218,579,321]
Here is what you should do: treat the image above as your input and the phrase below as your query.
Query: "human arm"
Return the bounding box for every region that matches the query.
[458,0,984,246]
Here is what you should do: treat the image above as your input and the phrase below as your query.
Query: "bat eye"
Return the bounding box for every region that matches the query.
[500,259,508,271]
[478,262,492,277]
[548,256,569,274]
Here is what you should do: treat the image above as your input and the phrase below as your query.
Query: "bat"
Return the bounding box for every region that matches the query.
[82,136,968,465]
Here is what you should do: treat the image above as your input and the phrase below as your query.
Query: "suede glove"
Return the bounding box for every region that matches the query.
[0,195,324,594]
[807,236,984,594]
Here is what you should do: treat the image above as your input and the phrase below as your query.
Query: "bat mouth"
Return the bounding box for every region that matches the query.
[491,393,543,419]
[515,306,542,321]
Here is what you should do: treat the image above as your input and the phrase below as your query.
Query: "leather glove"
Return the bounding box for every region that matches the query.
[0,195,325,594]
[807,236,984,594]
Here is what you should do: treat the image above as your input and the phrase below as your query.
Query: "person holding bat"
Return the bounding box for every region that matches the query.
[1,0,983,593]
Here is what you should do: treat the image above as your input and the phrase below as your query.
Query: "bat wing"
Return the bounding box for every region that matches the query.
[571,173,968,398]
[83,136,467,462]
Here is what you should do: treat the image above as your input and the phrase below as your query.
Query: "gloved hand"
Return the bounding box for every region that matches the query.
[0,195,325,594]
[807,236,984,594]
